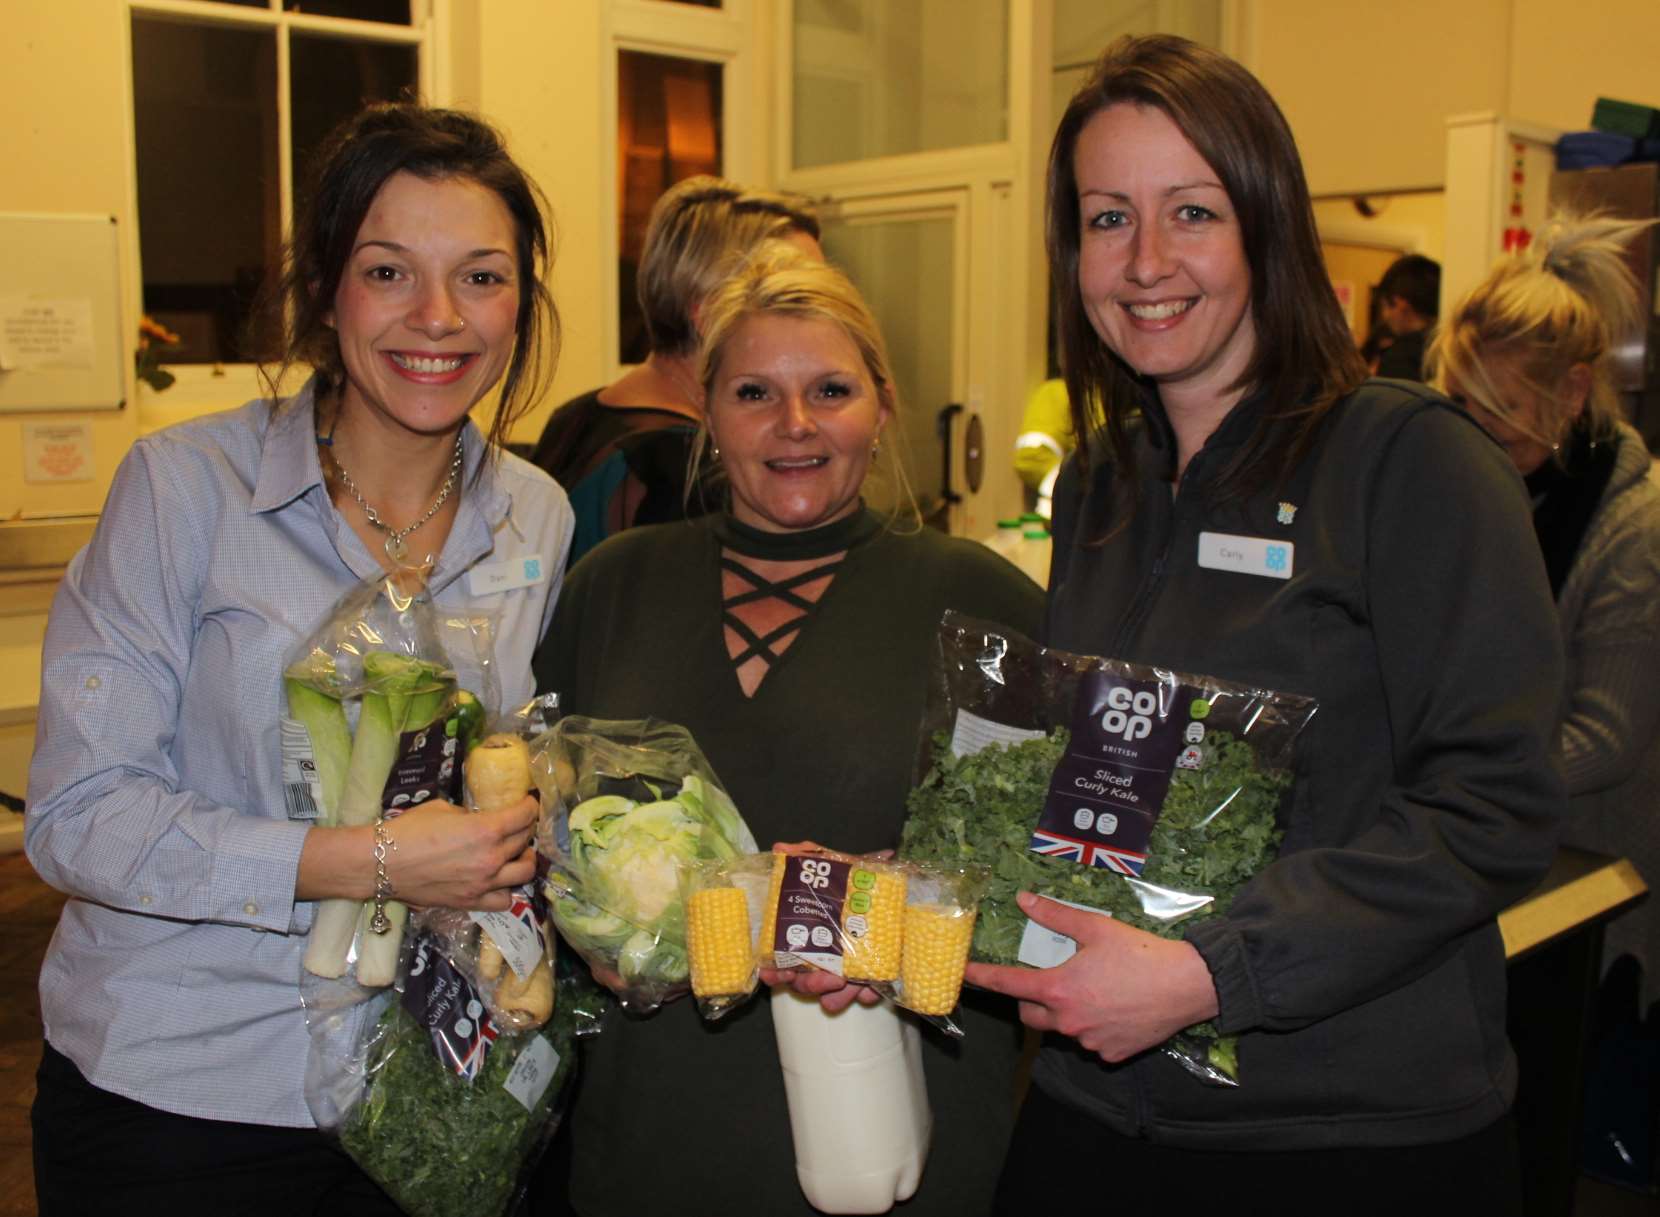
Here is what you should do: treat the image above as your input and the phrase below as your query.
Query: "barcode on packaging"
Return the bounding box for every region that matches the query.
[279,716,322,821]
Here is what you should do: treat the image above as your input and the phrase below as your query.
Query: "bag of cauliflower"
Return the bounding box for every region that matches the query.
[531,716,757,1013]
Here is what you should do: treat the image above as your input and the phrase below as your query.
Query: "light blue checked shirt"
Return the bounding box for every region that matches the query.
[25,380,572,1127]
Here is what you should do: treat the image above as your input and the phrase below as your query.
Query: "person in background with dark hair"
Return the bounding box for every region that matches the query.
[27,103,570,1215]
[531,175,820,568]
[967,35,1564,1215]
[1370,252,1441,380]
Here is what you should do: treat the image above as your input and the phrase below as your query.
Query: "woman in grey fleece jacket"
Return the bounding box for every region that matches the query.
[969,35,1566,1214]
[1432,213,1660,1009]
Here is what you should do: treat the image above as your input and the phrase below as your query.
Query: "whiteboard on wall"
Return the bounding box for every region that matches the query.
[0,213,125,414]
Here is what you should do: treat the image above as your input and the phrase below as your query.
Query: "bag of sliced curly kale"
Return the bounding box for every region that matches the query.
[898,611,1317,1086]
[334,945,605,1217]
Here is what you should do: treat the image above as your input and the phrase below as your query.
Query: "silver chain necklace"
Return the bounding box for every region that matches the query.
[328,432,464,563]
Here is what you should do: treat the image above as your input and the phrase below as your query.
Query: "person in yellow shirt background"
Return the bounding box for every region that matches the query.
[1013,377,1074,519]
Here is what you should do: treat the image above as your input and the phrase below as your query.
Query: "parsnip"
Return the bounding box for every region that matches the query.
[466,733,554,1025]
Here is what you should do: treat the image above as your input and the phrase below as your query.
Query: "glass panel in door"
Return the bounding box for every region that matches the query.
[820,213,956,529]
[792,0,1008,169]
[616,50,724,363]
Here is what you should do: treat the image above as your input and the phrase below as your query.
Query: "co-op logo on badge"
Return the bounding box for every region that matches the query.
[1100,685,1158,742]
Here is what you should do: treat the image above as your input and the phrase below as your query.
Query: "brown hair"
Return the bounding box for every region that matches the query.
[1047,35,1365,503]
[261,102,559,458]
[637,176,821,357]
[1427,212,1653,452]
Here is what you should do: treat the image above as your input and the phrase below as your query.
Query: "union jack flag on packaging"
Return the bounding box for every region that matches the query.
[403,933,501,1081]
[1028,826,1148,876]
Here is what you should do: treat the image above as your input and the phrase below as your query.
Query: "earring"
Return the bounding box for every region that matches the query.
[870,437,881,457]
[709,439,721,460]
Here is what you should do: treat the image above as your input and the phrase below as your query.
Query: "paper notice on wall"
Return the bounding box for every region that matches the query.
[23,422,94,483]
[0,298,96,371]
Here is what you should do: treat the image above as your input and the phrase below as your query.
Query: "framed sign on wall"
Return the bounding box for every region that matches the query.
[0,213,125,415]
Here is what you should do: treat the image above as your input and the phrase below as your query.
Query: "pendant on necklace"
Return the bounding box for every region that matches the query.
[384,534,410,564]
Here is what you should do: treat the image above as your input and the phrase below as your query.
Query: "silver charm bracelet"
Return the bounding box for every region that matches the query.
[369,817,398,934]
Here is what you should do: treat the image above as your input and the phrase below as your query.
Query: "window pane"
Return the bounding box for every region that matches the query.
[616,51,723,364]
[283,0,411,23]
[290,33,418,197]
[1053,0,1221,68]
[793,0,1007,169]
[132,18,279,365]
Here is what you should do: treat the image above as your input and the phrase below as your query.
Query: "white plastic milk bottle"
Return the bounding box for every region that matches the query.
[770,986,932,1214]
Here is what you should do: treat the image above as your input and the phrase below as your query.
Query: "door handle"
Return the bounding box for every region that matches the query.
[937,403,964,505]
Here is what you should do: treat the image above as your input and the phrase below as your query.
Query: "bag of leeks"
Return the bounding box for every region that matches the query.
[284,567,481,996]
[288,566,487,1133]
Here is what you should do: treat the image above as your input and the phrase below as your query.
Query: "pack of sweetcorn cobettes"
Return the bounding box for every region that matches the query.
[681,847,987,1035]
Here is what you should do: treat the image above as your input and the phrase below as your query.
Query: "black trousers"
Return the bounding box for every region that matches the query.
[994,1082,1524,1217]
[31,1041,403,1217]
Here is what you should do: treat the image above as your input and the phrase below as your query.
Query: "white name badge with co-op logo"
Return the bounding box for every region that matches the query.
[467,553,547,596]
[1197,531,1294,580]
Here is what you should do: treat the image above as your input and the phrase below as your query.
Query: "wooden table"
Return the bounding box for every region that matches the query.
[1503,847,1649,1217]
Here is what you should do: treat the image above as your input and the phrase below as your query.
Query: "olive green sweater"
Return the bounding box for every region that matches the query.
[533,507,1043,1217]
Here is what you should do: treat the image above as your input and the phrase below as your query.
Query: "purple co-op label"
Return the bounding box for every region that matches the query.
[772,853,852,974]
[381,719,465,818]
[403,933,498,1080]
[1031,671,1205,875]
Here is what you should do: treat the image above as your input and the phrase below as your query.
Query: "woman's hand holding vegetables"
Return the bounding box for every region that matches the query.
[298,794,537,910]
[387,794,539,910]
[964,892,1219,1064]
[759,963,882,1013]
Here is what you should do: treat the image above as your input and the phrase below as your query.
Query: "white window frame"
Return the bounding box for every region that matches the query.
[600,0,760,380]
[125,0,440,421]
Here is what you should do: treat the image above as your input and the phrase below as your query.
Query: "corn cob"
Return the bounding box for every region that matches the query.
[900,902,977,1015]
[841,866,906,983]
[687,885,756,998]
[756,851,788,967]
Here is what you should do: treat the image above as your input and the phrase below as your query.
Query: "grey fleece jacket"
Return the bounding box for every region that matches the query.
[1555,422,1660,1008]
[1035,378,1567,1150]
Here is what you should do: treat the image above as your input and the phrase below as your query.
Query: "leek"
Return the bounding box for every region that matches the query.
[303,653,456,982]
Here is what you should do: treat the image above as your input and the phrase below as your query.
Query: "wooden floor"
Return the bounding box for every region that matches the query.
[0,852,64,1217]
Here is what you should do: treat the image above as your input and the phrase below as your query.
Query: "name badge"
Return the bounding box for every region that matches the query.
[467,553,547,596]
[1196,531,1293,580]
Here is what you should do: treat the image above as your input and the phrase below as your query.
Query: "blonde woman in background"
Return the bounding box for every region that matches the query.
[531,176,821,566]
[1430,213,1660,1010]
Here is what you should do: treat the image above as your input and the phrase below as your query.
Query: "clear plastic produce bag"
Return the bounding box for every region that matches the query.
[303,685,590,1217]
[683,848,987,1035]
[284,567,489,993]
[899,611,1318,1084]
[330,943,606,1217]
[531,716,757,1014]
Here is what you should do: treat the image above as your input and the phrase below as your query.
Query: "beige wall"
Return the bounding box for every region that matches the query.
[1508,0,1660,133]
[470,1,609,445]
[1,1,140,520]
[1246,0,1660,197]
